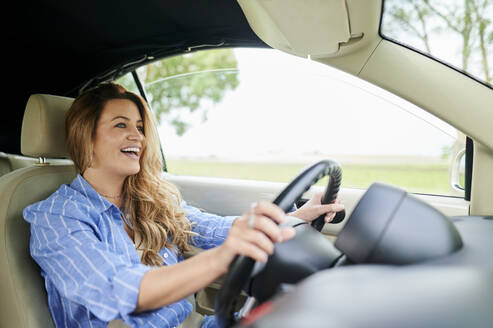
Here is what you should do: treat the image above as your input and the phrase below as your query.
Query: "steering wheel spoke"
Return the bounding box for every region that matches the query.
[236,296,257,319]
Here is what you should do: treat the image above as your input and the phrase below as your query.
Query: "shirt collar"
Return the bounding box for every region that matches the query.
[70,174,117,213]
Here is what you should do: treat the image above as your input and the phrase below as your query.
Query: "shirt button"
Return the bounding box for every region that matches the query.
[163,253,168,258]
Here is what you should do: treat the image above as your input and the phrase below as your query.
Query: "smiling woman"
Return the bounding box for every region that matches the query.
[19,83,338,327]
[65,83,196,266]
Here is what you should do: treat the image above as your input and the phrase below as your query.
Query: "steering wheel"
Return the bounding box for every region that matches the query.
[311,162,345,231]
[214,160,343,327]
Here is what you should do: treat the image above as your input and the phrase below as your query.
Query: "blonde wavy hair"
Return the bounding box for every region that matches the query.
[66,82,193,266]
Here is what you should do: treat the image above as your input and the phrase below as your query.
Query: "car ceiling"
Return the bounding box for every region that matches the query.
[4,0,267,154]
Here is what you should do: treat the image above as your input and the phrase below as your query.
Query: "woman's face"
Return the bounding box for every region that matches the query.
[91,99,145,178]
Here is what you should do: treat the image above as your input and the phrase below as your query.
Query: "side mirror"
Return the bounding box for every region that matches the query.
[450,148,466,193]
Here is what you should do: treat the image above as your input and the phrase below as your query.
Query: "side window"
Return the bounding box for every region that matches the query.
[115,73,140,94]
[117,48,465,197]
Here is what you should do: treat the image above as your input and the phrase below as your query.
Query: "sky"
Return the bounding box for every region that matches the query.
[158,48,459,162]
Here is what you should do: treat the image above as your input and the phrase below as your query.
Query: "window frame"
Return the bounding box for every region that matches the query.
[130,69,168,172]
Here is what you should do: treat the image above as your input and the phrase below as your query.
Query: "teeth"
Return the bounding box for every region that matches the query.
[122,147,140,153]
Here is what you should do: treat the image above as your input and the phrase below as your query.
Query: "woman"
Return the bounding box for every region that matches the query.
[23,83,344,328]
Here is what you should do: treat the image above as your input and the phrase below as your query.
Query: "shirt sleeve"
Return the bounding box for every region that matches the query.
[23,202,151,324]
[182,201,237,249]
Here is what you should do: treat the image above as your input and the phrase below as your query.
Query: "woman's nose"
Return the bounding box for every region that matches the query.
[128,127,144,140]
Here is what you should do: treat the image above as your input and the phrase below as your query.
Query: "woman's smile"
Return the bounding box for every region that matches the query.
[121,146,141,160]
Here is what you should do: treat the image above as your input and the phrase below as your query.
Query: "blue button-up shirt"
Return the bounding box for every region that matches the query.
[23,174,236,328]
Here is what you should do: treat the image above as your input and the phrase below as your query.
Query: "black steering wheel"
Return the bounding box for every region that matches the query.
[214,160,343,327]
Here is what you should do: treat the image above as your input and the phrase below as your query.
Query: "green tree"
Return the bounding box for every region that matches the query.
[384,0,491,85]
[118,49,239,135]
[131,49,240,136]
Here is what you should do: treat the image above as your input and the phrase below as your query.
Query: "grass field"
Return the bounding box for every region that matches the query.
[166,159,459,196]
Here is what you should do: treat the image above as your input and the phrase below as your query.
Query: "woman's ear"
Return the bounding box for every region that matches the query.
[86,146,95,169]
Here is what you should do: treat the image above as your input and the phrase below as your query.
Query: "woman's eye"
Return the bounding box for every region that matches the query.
[137,126,144,132]
[115,122,126,128]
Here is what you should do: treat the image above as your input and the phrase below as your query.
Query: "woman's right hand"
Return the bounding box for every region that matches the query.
[216,201,296,272]
[137,201,295,311]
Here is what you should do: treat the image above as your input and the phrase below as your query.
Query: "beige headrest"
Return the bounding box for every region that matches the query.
[21,94,74,158]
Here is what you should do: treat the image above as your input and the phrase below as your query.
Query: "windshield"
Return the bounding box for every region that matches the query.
[381,0,492,89]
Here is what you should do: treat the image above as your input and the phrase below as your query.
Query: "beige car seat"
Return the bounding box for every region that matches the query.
[0,152,14,176]
[0,94,76,327]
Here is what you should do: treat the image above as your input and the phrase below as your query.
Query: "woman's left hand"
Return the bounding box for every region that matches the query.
[289,192,344,223]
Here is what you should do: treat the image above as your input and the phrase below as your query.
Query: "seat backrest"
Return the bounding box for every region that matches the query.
[0,94,76,328]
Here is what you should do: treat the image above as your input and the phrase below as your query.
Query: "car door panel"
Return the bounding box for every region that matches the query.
[166,173,470,237]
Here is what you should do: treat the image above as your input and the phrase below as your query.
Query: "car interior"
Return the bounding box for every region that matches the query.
[2,0,493,327]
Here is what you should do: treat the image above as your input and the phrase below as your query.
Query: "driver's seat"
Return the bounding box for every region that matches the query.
[0,94,76,327]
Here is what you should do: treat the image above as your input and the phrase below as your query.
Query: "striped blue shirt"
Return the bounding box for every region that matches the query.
[23,174,236,328]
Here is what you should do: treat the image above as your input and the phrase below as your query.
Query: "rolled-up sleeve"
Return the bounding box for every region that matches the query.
[23,205,151,324]
[182,201,237,249]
